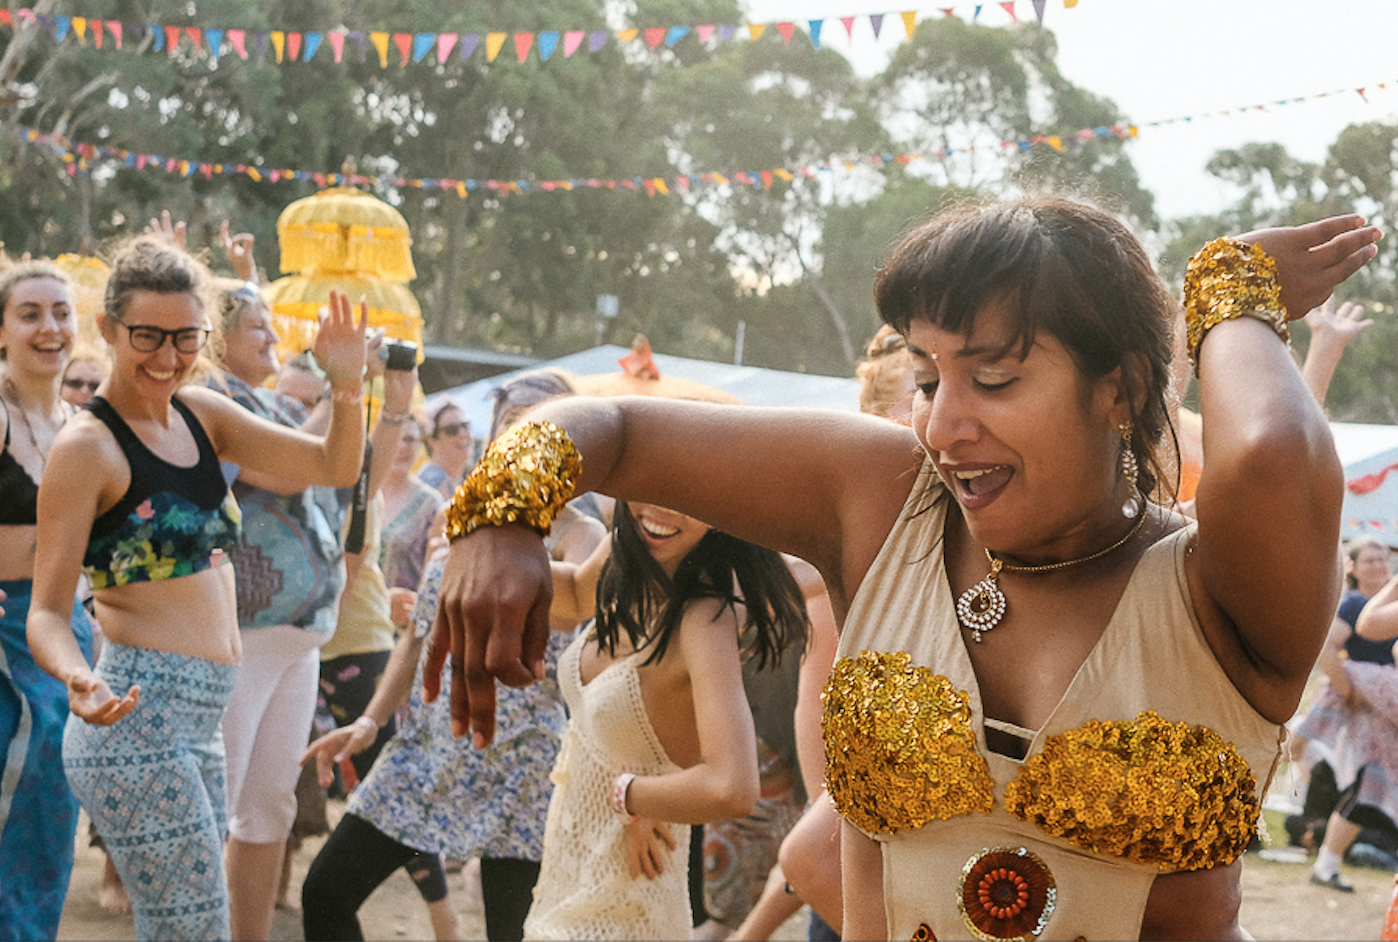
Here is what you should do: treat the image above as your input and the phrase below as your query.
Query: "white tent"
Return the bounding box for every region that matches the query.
[425,344,862,441]
[1334,422,1398,544]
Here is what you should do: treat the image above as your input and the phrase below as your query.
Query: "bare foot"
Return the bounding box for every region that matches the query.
[275,895,302,914]
[99,854,132,916]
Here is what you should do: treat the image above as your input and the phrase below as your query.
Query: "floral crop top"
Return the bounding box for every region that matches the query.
[82,396,241,590]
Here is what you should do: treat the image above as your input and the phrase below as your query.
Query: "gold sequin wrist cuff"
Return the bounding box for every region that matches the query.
[444,420,582,541]
[1183,237,1289,375]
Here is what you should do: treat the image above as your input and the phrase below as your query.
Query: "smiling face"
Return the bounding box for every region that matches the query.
[221,300,281,386]
[627,502,712,578]
[907,297,1129,563]
[0,276,75,382]
[102,290,207,399]
[1351,543,1392,597]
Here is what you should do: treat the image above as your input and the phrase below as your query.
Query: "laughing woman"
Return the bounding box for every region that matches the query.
[25,236,367,941]
[0,261,92,941]
[427,199,1379,940]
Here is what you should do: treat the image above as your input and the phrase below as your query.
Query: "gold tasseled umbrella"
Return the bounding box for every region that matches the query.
[277,186,416,283]
[51,253,111,347]
[263,273,423,361]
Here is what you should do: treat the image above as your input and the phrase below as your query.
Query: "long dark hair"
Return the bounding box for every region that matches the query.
[593,502,809,671]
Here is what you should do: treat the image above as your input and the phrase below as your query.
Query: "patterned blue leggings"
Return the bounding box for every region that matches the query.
[64,642,238,941]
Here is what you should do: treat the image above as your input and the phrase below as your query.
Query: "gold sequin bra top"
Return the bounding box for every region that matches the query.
[821,650,1259,873]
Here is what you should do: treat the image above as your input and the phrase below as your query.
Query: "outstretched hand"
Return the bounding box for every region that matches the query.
[300,719,377,788]
[219,220,257,283]
[68,670,139,726]
[1305,296,1376,346]
[144,210,188,249]
[423,525,554,747]
[624,815,677,880]
[1236,215,1381,318]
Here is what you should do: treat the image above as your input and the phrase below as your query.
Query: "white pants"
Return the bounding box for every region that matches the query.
[221,625,327,844]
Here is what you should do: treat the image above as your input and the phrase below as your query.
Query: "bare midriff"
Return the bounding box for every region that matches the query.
[91,564,241,664]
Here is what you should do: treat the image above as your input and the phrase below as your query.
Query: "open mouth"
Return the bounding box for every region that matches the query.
[947,465,1014,506]
[143,367,178,382]
[638,515,681,540]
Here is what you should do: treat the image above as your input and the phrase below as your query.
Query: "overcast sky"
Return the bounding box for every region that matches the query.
[741,0,1398,222]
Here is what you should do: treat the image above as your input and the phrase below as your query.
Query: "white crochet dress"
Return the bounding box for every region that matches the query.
[523,631,687,941]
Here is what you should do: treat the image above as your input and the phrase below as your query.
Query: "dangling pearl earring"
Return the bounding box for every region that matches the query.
[1119,424,1142,519]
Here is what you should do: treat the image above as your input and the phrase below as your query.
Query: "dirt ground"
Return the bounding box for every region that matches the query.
[55,799,1396,942]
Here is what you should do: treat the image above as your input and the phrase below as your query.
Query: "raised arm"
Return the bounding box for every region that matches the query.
[1300,296,1375,408]
[424,398,920,744]
[1190,216,1380,721]
[548,536,610,628]
[1356,572,1398,641]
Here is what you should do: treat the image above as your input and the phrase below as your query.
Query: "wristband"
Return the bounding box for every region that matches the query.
[611,772,637,818]
[1183,237,1289,375]
[325,364,368,383]
[352,715,379,735]
[379,410,409,427]
[331,388,363,407]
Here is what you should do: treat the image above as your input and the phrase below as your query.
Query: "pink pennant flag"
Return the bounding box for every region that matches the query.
[229,29,248,59]
[901,12,916,37]
[696,24,714,45]
[328,30,343,62]
[514,32,534,62]
[109,21,121,49]
[775,22,795,43]
[1000,2,1017,21]
[394,33,412,66]
[644,27,665,49]
[563,30,585,56]
[841,16,855,37]
[437,33,457,62]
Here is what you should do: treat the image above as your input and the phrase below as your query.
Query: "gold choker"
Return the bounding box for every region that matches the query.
[955,510,1148,642]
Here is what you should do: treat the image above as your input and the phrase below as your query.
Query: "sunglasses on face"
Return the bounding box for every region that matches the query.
[434,422,470,438]
[112,315,211,354]
[63,378,101,393]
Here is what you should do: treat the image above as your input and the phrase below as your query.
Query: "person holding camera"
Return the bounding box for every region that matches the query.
[207,278,359,940]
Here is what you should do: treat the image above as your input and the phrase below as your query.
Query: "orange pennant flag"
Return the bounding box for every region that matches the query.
[901,11,917,37]
[749,24,768,41]
[515,32,534,62]
[485,32,508,62]
[773,168,794,181]
[73,17,86,43]
[370,32,390,67]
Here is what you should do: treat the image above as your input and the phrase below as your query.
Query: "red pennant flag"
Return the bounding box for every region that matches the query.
[760,170,774,189]
[92,19,103,48]
[775,22,795,43]
[1000,2,1017,21]
[942,8,955,16]
[186,27,202,52]
[1358,87,1369,103]
[841,16,855,36]
[287,32,302,60]
[328,30,344,62]
[394,33,412,66]
[108,21,121,49]
[164,26,181,55]
[644,27,665,49]
[0,10,9,25]
[563,30,585,56]
[515,32,535,61]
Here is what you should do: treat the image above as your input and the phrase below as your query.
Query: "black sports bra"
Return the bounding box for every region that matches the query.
[0,399,41,526]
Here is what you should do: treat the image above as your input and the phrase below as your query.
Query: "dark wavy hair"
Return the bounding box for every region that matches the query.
[874,195,1178,501]
[593,502,809,671]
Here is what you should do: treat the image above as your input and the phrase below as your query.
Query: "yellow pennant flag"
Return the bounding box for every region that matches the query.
[652,178,670,195]
[711,172,730,185]
[369,32,390,67]
[73,17,87,42]
[616,27,639,44]
[773,168,794,181]
[271,31,286,63]
[455,182,468,198]
[748,24,767,41]
[901,11,917,37]
[247,167,263,182]
[1064,0,1079,6]
[486,32,508,61]
[1046,135,1064,152]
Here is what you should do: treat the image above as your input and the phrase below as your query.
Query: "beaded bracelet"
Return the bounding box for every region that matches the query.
[1182,237,1290,375]
[444,420,582,541]
[378,410,409,427]
[610,772,637,819]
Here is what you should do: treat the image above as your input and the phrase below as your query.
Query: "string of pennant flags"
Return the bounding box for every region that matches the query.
[0,3,1077,68]
[3,70,1392,202]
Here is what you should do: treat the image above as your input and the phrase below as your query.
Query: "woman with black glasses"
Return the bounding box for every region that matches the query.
[26,236,367,941]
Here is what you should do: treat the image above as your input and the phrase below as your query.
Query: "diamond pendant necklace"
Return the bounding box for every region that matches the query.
[955,509,1148,642]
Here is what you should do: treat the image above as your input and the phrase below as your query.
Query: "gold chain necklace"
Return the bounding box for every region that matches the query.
[955,509,1149,643]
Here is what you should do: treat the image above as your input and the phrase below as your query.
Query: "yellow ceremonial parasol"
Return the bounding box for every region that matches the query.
[277,186,416,282]
[51,253,111,347]
[263,273,423,356]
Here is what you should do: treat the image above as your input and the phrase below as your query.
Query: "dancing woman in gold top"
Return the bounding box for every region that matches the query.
[424,196,1379,940]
